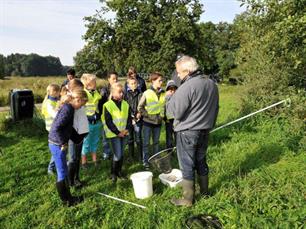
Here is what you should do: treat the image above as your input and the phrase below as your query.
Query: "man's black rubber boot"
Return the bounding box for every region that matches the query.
[198,175,209,196]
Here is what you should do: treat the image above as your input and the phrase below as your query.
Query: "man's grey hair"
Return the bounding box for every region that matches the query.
[175,55,199,73]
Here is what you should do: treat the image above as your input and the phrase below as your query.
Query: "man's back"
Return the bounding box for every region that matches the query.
[171,74,219,132]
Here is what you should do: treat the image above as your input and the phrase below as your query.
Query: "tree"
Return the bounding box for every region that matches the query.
[4,53,65,76]
[214,22,240,79]
[74,43,107,77]
[5,53,27,76]
[0,54,5,79]
[75,0,203,77]
[234,0,306,128]
[45,56,64,76]
[237,0,306,88]
[20,54,63,76]
[197,22,218,75]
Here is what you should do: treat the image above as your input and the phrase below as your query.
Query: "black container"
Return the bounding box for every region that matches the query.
[9,89,34,121]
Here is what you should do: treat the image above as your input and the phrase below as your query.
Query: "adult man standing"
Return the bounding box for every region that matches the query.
[166,55,219,207]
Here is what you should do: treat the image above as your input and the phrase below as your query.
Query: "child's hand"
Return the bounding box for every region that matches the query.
[61,144,68,151]
[166,90,174,97]
[123,129,129,136]
[118,131,126,138]
[136,112,141,120]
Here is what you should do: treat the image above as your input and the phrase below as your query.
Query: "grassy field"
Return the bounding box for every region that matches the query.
[0,84,305,228]
[0,76,120,107]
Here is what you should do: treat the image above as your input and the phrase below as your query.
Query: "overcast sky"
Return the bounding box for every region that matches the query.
[0,0,245,66]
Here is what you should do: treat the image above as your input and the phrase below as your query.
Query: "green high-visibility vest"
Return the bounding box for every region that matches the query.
[143,89,165,117]
[84,89,101,116]
[42,98,58,131]
[102,100,129,138]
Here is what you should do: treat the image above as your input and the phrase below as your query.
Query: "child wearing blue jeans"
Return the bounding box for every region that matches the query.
[102,83,132,183]
[48,89,87,206]
[137,72,165,169]
[124,77,143,161]
[41,84,60,175]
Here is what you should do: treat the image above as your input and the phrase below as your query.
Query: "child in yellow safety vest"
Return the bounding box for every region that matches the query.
[137,72,165,169]
[42,84,60,131]
[42,84,60,175]
[102,82,132,183]
[80,74,102,167]
[98,71,118,160]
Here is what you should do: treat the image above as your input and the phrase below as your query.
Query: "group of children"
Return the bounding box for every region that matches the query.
[42,68,178,206]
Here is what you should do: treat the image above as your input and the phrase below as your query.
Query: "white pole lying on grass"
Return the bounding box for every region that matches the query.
[168,98,290,152]
[97,192,147,209]
[210,98,291,133]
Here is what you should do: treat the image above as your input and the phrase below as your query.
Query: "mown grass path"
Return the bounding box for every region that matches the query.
[0,85,305,228]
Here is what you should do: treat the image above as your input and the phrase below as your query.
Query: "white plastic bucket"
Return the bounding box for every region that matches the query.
[130,171,153,199]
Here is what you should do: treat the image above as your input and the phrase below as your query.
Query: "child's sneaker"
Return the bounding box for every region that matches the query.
[48,170,55,176]
[48,167,56,176]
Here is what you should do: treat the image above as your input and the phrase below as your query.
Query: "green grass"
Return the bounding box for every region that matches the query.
[0,85,305,228]
[0,76,123,107]
[0,77,65,106]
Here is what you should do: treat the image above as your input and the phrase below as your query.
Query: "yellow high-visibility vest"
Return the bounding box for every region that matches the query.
[143,89,165,117]
[41,98,59,131]
[84,89,101,116]
[102,100,129,138]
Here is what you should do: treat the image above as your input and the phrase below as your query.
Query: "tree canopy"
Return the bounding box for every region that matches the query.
[0,54,5,79]
[2,53,68,77]
[233,0,306,134]
[75,0,241,79]
[75,0,205,77]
